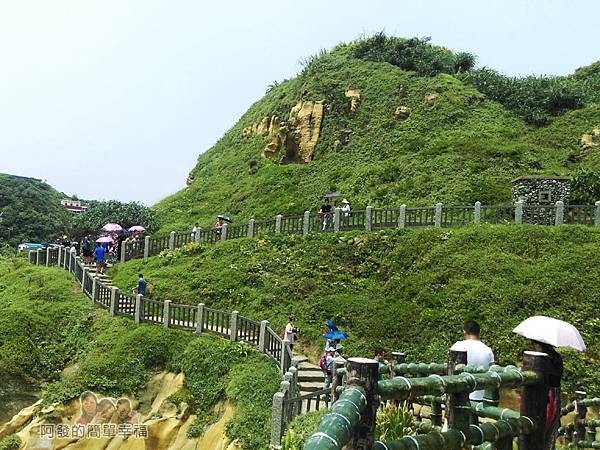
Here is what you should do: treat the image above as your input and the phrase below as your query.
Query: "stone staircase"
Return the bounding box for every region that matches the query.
[84,263,115,287]
[293,355,330,413]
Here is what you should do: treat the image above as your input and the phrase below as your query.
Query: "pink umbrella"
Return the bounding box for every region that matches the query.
[96,236,114,243]
[102,223,123,233]
[129,225,146,233]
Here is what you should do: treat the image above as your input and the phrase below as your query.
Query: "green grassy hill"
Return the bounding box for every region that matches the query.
[111,225,600,395]
[0,173,71,246]
[155,35,600,232]
[0,258,278,449]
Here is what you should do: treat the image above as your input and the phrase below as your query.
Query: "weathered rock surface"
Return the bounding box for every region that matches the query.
[424,93,439,107]
[3,372,238,450]
[345,89,361,112]
[243,101,325,163]
[580,127,600,150]
[395,106,411,120]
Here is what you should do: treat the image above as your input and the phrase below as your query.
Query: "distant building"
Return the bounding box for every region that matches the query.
[61,198,88,214]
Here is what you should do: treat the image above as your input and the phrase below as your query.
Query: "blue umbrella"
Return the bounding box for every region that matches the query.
[322,330,348,340]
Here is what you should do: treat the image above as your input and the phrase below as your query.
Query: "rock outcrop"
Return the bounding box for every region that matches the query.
[345,90,361,112]
[395,106,411,120]
[242,100,325,163]
[580,127,600,151]
[2,372,238,450]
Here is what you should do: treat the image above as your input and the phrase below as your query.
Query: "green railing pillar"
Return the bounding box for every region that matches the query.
[332,359,347,402]
[519,351,549,450]
[446,350,470,434]
[573,390,588,447]
[346,357,380,449]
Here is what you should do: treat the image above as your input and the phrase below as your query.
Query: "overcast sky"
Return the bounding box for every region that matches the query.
[1,0,599,205]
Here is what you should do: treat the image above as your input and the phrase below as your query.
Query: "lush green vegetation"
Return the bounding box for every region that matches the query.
[155,34,600,233]
[0,435,21,450]
[0,258,278,449]
[70,200,159,239]
[0,174,71,246]
[112,225,600,395]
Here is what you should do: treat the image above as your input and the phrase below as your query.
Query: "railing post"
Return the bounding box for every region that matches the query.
[120,240,127,263]
[519,351,549,450]
[163,300,171,328]
[91,277,98,303]
[259,320,269,353]
[270,385,287,448]
[134,294,143,324]
[221,223,228,241]
[515,201,524,224]
[57,246,63,267]
[28,251,34,264]
[81,268,88,290]
[169,231,176,250]
[143,236,150,259]
[281,339,291,373]
[69,251,74,272]
[474,201,482,224]
[346,357,380,449]
[36,249,41,265]
[555,200,564,226]
[435,202,443,227]
[194,228,201,242]
[230,310,239,341]
[398,204,406,228]
[275,214,282,234]
[109,287,119,316]
[332,358,347,402]
[594,201,600,226]
[303,210,310,234]
[248,219,255,238]
[46,249,51,266]
[365,206,372,232]
[194,303,205,335]
[446,350,470,436]
[573,390,588,446]
[333,207,341,232]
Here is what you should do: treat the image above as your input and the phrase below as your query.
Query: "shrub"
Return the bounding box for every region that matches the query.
[0,435,21,450]
[282,409,328,450]
[376,403,416,440]
[570,170,600,205]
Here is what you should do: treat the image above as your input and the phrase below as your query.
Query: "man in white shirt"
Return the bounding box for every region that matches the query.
[450,320,494,402]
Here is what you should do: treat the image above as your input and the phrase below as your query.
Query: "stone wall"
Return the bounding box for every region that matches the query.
[511,176,571,224]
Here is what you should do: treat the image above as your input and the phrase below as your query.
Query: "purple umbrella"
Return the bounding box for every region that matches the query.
[102,223,123,233]
[129,225,146,233]
[96,236,114,243]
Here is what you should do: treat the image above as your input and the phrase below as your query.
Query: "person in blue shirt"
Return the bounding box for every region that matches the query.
[94,244,106,275]
[135,274,147,296]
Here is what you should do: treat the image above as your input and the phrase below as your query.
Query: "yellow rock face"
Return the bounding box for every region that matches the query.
[4,372,240,450]
[345,90,361,112]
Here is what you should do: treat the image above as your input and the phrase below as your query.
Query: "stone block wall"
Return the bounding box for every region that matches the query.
[512,176,571,224]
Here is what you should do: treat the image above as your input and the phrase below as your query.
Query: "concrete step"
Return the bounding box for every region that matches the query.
[298,381,326,393]
[292,354,308,365]
[298,370,325,383]
[298,361,320,370]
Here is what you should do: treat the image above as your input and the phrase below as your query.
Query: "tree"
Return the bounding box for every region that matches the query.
[70,200,158,238]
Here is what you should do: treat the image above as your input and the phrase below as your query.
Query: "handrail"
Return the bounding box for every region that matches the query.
[118,201,600,263]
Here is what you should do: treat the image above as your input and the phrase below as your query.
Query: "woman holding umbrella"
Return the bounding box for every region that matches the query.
[513,316,586,450]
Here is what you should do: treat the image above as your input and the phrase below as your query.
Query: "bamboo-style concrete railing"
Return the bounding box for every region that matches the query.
[120,202,600,263]
[28,246,295,375]
[304,350,553,450]
[559,391,600,448]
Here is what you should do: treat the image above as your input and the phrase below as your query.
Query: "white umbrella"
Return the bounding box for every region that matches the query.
[512,316,586,351]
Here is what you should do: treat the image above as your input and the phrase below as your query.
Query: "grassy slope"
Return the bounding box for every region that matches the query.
[0,174,71,245]
[0,258,278,449]
[111,225,600,395]
[155,44,600,232]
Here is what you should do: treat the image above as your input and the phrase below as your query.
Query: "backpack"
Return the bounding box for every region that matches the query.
[319,355,328,373]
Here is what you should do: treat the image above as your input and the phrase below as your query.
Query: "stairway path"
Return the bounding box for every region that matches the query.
[292,355,329,413]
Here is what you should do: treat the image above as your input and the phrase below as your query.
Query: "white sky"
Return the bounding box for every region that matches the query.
[0,0,599,205]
